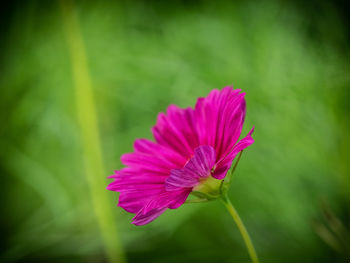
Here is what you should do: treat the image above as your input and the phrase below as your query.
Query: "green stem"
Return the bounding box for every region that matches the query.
[60,1,125,262]
[221,195,259,263]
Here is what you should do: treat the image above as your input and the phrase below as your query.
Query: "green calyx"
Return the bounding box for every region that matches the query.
[192,175,223,199]
[186,151,243,203]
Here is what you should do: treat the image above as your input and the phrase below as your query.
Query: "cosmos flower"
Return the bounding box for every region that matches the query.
[107,86,254,225]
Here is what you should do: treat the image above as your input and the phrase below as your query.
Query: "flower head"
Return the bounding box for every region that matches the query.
[107,86,254,225]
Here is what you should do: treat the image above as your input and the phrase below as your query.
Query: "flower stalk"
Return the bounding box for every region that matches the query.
[221,151,259,263]
[221,195,260,263]
[187,151,259,263]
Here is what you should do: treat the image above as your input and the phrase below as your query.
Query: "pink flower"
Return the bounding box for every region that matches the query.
[107,86,254,225]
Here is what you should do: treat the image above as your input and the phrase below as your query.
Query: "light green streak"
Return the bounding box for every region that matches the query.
[60,1,125,262]
[221,196,259,263]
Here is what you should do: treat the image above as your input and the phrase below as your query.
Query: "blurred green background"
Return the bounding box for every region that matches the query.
[1,0,350,262]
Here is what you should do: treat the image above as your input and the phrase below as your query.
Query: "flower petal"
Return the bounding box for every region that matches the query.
[185,145,216,177]
[107,167,168,213]
[165,168,199,191]
[194,86,246,160]
[132,207,168,226]
[107,86,254,225]
[132,189,190,225]
[213,127,254,179]
[152,105,199,159]
[165,145,216,191]
[118,188,164,213]
[134,138,186,167]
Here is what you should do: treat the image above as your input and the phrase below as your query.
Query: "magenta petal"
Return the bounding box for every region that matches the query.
[121,152,174,174]
[168,189,191,209]
[194,86,246,160]
[132,189,190,225]
[132,207,168,226]
[133,138,186,167]
[165,145,216,191]
[107,169,167,191]
[213,127,255,179]
[152,105,199,159]
[108,86,255,225]
[118,188,164,213]
[143,191,180,214]
[165,168,199,191]
[185,145,216,177]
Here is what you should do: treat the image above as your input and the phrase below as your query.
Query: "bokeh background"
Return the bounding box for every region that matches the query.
[1,0,350,262]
